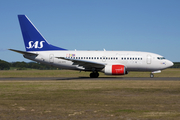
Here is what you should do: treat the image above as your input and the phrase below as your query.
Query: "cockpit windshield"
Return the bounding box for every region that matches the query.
[157,57,166,60]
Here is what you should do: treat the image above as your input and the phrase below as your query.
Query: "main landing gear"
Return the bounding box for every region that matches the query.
[90,72,99,78]
[150,73,154,78]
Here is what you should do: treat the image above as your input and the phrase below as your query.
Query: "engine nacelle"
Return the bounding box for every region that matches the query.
[104,64,127,75]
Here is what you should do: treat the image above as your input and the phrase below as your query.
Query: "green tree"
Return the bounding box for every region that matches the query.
[0,59,10,70]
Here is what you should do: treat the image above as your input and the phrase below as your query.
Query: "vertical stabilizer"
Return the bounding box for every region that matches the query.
[18,15,67,51]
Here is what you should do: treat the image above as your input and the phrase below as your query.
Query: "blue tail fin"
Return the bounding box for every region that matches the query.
[18,15,67,51]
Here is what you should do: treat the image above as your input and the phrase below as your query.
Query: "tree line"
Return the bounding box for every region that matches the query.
[0,59,180,70]
[0,59,57,70]
[172,62,180,68]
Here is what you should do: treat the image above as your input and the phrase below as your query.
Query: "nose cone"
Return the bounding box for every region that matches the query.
[167,60,174,68]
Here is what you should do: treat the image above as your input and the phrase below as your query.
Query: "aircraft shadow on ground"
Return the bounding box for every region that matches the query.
[55,77,135,80]
[55,77,180,81]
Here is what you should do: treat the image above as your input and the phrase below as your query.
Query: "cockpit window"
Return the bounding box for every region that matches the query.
[157,57,165,60]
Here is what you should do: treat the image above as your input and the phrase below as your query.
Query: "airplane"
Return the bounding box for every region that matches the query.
[9,15,174,78]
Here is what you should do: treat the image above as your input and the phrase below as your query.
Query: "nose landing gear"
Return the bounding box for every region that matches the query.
[150,70,161,78]
[150,73,154,78]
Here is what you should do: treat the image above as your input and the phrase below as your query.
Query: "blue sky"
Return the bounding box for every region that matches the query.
[0,0,180,62]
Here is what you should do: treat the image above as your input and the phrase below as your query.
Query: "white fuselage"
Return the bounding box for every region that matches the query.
[24,50,173,72]
[11,15,174,78]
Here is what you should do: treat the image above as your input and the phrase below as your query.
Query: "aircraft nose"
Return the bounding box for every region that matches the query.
[167,60,174,68]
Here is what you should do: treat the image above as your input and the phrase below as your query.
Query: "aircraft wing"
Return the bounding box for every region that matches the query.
[9,49,38,55]
[56,57,106,70]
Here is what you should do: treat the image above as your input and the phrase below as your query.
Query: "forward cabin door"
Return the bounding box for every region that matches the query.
[146,55,151,64]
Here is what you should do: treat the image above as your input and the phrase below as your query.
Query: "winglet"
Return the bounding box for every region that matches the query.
[18,15,67,51]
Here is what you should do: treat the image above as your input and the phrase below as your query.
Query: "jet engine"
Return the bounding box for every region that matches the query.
[104,64,128,75]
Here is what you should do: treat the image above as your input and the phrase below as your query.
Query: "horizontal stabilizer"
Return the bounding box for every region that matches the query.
[9,49,38,55]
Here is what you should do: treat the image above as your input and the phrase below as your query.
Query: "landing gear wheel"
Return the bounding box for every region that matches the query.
[96,73,99,78]
[90,73,94,78]
[150,73,154,78]
[90,72,99,78]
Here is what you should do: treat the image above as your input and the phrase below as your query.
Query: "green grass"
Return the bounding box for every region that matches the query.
[0,80,180,120]
[0,68,179,119]
[0,68,180,77]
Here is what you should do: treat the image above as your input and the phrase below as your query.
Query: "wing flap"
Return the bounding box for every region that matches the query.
[56,57,105,69]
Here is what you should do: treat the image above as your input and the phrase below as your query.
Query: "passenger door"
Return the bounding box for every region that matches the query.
[146,55,151,64]
[49,54,54,63]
